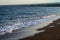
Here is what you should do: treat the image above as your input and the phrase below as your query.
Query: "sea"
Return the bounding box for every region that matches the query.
[0,5,60,40]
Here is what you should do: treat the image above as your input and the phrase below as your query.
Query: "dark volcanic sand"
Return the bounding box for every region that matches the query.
[19,18,60,40]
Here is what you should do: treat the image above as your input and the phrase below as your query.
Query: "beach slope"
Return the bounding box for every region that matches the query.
[20,18,60,40]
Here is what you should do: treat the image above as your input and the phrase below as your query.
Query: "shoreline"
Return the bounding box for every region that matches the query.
[20,18,60,40]
[0,14,58,35]
[0,19,53,40]
[0,15,60,40]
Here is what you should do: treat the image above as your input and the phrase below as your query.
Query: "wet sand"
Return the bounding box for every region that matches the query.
[20,18,60,40]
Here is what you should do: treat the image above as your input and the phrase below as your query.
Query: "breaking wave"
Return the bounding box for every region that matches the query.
[0,14,60,35]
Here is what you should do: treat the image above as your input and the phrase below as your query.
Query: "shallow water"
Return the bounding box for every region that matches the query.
[0,6,60,40]
[0,16,60,40]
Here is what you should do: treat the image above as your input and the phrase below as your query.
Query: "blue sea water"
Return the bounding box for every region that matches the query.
[0,6,60,35]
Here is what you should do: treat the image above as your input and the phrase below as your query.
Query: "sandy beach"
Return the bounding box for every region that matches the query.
[20,18,60,40]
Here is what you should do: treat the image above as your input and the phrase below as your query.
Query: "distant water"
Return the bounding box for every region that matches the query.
[0,6,60,35]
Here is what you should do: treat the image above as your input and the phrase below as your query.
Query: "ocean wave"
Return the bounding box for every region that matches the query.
[0,14,60,35]
[42,15,56,18]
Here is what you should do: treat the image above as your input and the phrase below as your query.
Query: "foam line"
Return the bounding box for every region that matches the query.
[0,15,60,35]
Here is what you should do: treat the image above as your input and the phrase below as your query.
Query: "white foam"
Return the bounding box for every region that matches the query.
[0,14,60,35]
[43,15,56,18]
